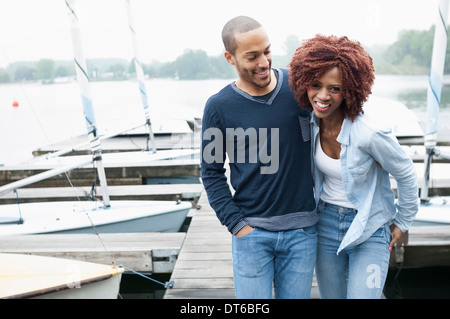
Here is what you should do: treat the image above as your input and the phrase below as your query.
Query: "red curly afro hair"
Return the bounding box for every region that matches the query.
[288,34,375,121]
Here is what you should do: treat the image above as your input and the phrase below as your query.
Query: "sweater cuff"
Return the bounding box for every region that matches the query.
[231,220,248,235]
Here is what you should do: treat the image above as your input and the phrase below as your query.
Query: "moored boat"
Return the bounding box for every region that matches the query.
[0,253,124,299]
[0,199,191,235]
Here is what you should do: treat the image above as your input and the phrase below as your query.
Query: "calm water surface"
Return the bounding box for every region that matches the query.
[0,78,228,164]
[1,74,450,165]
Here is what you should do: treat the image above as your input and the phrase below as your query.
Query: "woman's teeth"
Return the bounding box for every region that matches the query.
[316,101,330,108]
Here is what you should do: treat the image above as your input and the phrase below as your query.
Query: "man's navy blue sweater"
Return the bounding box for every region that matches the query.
[201,68,317,234]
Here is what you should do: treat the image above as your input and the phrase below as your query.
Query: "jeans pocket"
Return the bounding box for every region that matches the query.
[233,227,257,239]
[232,228,267,278]
[317,200,326,213]
[371,223,391,244]
[300,225,317,238]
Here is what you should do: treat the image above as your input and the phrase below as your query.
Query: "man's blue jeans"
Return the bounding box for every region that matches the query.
[315,200,391,299]
[232,226,317,299]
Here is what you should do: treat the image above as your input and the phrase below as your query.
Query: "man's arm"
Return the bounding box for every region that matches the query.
[201,104,247,234]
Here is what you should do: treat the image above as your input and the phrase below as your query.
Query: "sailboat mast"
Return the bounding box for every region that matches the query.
[125,0,157,153]
[65,0,110,208]
[421,0,449,202]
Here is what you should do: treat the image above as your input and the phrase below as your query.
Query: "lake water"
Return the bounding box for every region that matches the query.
[0,78,229,165]
[1,74,450,166]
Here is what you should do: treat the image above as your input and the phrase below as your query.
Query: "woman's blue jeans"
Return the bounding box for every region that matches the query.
[232,226,317,299]
[316,200,391,299]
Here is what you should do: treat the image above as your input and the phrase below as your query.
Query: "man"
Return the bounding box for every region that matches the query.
[201,16,317,299]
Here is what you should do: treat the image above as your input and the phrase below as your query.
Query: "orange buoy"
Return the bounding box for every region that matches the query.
[12,100,19,107]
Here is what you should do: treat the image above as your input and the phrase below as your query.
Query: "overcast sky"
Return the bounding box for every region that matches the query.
[0,0,443,68]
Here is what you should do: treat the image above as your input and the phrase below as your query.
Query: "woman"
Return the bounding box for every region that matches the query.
[288,35,418,299]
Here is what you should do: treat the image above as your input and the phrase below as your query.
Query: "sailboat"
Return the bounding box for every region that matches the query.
[0,253,124,299]
[0,0,193,235]
[363,95,424,139]
[414,0,450,225]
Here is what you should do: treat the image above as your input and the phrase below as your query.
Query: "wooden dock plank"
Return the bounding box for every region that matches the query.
[167,278,234,289]
[408,225,450,244]
[0,156,200,188]
[0,184,203,204]
[389,225,450,268]
[164,194,235,299]
[33,132,200,157]
[164,288,236,299]
[0,232,186,273]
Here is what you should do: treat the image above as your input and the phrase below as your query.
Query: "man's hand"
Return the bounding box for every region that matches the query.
[235,225,254,237]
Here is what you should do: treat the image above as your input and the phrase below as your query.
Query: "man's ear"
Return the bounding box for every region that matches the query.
[224,51,235,66]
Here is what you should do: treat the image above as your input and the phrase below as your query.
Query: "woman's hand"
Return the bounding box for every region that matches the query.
[389,225,403,252]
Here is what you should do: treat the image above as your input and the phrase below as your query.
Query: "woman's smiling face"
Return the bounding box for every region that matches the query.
[307,67,344,120]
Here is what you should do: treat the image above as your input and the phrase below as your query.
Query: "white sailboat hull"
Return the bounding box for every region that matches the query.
[0,200,191,235]
[364,96,424,138]
[0,253,124,299]
[31,272,123,299]
[415,196,450,224]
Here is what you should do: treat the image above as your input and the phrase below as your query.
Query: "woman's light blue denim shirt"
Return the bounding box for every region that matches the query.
[311,112,418,254]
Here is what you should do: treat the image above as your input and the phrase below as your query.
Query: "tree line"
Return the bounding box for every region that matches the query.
[0,26,448,84]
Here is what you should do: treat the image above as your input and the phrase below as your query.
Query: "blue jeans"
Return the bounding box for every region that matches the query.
[316,200,391,299]
[232,226,317,299]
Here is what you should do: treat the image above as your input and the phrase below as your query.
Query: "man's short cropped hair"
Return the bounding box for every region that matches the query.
[222,16,262,55]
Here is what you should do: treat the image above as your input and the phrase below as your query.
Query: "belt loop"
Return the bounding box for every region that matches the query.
[318,200,325,211]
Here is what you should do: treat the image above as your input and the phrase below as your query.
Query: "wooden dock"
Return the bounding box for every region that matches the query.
[0,192,448,299]
[389,225,450,268]
[163,194,235,299]
[163,193,322,299]
[0,184,203,204]
[0,232,186,274]
[32,132,201,157]
[0,156,200,188]
[164,192,450,299]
